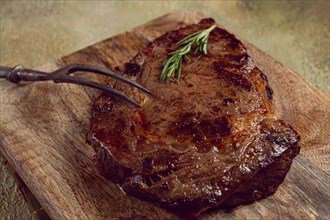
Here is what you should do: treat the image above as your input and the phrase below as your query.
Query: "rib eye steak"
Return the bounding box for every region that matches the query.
[88,18,300,218]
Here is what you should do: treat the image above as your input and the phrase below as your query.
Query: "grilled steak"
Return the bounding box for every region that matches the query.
[88,18,300,218]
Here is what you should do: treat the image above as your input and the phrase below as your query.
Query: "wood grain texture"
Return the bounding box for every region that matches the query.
[0,11,329,220]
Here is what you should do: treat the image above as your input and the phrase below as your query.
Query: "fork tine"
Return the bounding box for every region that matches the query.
[55,76,141,107]
[56,64,152,96]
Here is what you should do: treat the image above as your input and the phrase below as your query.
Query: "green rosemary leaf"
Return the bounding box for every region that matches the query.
[177,56,183,81]
[160,24,216,82]
[184,54,191,62]
[176,30,202,45]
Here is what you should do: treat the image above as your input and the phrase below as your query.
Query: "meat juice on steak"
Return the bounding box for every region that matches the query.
[88,18,300,218]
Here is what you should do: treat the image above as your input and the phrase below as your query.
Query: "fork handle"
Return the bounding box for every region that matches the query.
[0,66,19,82]
[0,65,50,83]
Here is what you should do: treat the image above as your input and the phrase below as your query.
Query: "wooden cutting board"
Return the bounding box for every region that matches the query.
[0,11,329,220]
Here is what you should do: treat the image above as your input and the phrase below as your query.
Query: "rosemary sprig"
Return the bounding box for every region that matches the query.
[160,24,216,82]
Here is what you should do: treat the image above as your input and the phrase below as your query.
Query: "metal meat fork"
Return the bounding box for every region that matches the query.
[0,64,152,107]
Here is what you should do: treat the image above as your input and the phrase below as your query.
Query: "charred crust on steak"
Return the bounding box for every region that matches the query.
[214,65,252,92]
[266,85,273,100]
[169,113,231,145]
[88,18,300,218]
[123,63,141,76]
[223,98,234,105]
[258,69,273,100]
[198,18,216,26]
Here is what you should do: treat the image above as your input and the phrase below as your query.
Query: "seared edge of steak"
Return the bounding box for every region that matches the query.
[87,118,300,218]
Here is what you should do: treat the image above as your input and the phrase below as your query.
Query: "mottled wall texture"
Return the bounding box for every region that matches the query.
[0,1,329,219]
